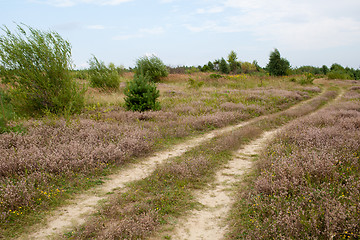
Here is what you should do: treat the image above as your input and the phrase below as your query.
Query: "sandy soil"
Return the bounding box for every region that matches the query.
[166,130,279,240]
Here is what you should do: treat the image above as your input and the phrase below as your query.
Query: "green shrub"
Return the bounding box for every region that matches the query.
[135,55,168,82]
[327,71,352,80]
[73,70,89,80]
[187,77,204,89]
[0,88,24,134]
[298,73,315,85]
[88,56,120,90]
[124,75,160,112]
[209,73,222,79]
[0,23,85,116]
[241,61,257,74]
[185,66,200,74]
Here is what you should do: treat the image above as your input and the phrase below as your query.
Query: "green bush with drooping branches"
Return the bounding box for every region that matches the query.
[0,23,85,116]
[88,56,120,90]
[134,55,168,82]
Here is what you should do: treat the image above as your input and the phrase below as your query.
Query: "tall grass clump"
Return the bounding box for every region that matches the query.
[229,91,360,239]
[124,75,160,112]
[88,56,120,90]
[0,24,85,116]
[135,55,168,82]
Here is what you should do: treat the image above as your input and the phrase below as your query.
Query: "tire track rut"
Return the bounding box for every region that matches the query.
[163,88,343,240]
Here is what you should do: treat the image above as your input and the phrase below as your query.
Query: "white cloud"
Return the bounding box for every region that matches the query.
[140,27,165,35]
[196,6,224,14]
[82,0,132,6]
[112,33,143,40]
[30,0,76,7]
[113,26,165,40]
[86,24,106,30]
[31,0,133,7]
[186,0,360,50]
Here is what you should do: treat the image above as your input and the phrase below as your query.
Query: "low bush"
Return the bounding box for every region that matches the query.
[327,71,352,80]
[73,70,89,80]
[187,78,204,89]
[124,75,160,112]
[88,56,120,90]
[0,89,21,133]
[298,73,314,85]
[135,55,168,82]
[209,73,222,79]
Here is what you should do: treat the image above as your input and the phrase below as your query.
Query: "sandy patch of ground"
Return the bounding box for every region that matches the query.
[167,130,279,240]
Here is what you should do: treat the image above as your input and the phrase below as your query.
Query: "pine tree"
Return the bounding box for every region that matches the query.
[219,58,230,74]
[124,75,160,112]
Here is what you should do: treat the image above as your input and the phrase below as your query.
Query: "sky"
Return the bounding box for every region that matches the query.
[1,0,360,69]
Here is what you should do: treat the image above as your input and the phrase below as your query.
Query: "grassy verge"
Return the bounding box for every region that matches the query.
[67,88,338,239]
[228,87,360,239]
[0,75,318,238]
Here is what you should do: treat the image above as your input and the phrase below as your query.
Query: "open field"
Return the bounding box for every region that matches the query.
[0,73,359,239]
[228,84,360,239]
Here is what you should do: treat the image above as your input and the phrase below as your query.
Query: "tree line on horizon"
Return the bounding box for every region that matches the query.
[166,49,360,80]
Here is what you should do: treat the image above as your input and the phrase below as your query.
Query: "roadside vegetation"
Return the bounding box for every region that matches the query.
[0,24,85,116]
[88,55,121,91]
[228,85,360,239]
[0,24,359,239]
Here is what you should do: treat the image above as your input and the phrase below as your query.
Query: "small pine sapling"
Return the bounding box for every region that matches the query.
[124,75,160,112]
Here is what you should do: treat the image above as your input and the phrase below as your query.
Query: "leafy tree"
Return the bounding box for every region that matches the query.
[228,50,237,63]
[227,50,241,73]
[213,59,220,71]
[219,58,230,74]
[327,63,352,80]
[207,61,215,71]
[88,55,120,90]
[135,55,168,82]
[201,64,210,72]
[0,23,85,115]
[266,48,290,76]
[253,60,262,72]
[124,75,160,112]
[330,63,343,71]
[241,62,257,74]
[321,65,329,75]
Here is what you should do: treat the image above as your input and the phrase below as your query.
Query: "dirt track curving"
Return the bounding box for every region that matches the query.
[167,130,279,240]
[20,87,340,240]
